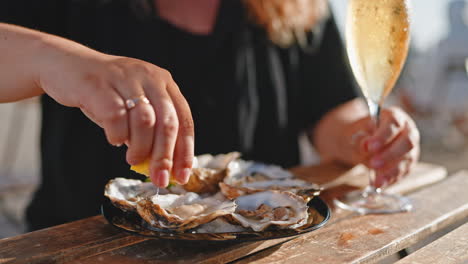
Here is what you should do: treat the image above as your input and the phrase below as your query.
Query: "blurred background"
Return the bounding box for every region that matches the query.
[0,0,467,239]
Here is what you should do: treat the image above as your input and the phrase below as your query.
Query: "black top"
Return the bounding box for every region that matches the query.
[1,0,357,230]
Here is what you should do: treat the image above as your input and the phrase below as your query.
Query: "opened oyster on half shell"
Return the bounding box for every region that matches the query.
[223,160,322,201]
[183,152,240,193]
[229,190,309,231]
[137,192,236,231]
[105,152,322,233]
[104,178,168,212]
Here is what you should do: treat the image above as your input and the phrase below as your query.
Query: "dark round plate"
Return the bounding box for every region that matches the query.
[101,196,330,242]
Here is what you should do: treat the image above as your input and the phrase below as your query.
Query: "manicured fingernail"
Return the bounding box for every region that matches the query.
[370,158,384,169]
[112,143,123,147]
[157,170,169,187]
[178,168,191,184]
[368,141,382,152]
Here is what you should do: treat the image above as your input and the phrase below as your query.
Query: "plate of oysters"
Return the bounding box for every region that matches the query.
[102,152,330,242]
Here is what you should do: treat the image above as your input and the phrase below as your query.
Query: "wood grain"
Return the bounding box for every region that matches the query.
[291,162,447,195]
[395,222,468,264]
[0,216,146,264]
[0,163,452,264]
[292,162,447,207]
[233,171,468,264]
[73,237,294,264]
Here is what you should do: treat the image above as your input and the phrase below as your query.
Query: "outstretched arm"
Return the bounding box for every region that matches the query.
[0,23,46,102]
[0,23,194,187]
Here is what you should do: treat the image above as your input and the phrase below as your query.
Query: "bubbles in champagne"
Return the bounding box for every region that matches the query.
[346,0,410,104]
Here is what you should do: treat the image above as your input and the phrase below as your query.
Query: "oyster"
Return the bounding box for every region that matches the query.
[230,190,309,231]
[104,177,167,212]
[194,152,241,169]
[136,192,237,231]
[219,182,261,200]
[224,160,322,200]
[195,218,247,233]
[183,152,240,193]
[226,161,294,184]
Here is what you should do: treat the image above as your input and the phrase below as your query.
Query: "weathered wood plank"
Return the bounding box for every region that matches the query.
[385,163,447,195]
[233,171,468,264]
[395,222,468,264]
[71,164,451,264]
[0,216,146,264]
[292,162,447,195]
[0,163,450,264]
[293,162,447,208]
[73,237,293,264]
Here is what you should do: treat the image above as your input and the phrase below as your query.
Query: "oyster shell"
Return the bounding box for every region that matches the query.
[226,161,294,184]
[224,160,322,200]
[194,152,241,169]
[136,192,237,231]
[104,177,167,212]
[195,218,247,233]
[183,152,240,193]
[230,190,309,231]
[219,182,261,200]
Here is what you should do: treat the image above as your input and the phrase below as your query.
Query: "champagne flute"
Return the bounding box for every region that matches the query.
[334,0,412,214]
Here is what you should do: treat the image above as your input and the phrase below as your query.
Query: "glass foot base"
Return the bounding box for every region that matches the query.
[334,190,413,215]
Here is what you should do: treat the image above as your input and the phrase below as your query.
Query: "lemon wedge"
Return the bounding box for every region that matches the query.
[130,159,151,176]
[130,159,178,185]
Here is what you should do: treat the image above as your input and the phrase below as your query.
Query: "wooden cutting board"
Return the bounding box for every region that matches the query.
[290,162,447,203]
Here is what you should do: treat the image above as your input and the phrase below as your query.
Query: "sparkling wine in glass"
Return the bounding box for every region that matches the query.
[334,0,412,214]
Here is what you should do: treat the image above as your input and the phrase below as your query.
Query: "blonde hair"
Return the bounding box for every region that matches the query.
[243,0,329,47]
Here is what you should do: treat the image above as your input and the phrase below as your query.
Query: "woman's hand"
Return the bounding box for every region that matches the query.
[0,23,192,188]
[346,107,420,188]
[313,99,420,188]
[35,31,194,188]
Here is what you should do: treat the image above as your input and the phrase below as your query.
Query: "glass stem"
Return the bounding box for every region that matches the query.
[365,99,382,196]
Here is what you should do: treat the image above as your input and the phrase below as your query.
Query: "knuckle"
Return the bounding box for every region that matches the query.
[107,130,126,143]
[157,68,173,81]
[386,123,400,138]
[389,115,403,129]
[175,154,194,169]
[110,57,154,78]
[134,108,155,129]
[404,137,415,151]
[108,64,126,80]
[104,100,126,124]
[161,116,179,137]
[179,117,195,133]
[151,157,173,170]
[385,107,405,128]
[84,73,108,91]
[127,149,149,163]
[133,62,153,76]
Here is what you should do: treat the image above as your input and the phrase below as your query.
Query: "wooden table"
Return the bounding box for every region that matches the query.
[1,162,467,264]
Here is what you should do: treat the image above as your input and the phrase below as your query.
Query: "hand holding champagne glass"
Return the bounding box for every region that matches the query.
[334,0,412,214]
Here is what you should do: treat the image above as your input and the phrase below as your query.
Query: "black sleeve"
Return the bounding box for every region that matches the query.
[0,1,34,27]
[298,14,359,130]
[0,0,69,37]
